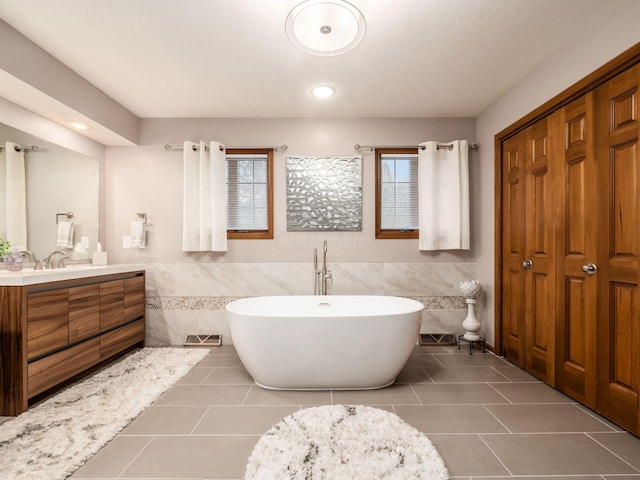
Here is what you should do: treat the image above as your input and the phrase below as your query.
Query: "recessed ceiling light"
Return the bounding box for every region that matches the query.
[286,0,366,56]
[311,85,336,98]
[67,121,89,130]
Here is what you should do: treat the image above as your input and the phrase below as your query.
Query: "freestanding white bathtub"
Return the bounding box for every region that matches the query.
[226,295,423,390]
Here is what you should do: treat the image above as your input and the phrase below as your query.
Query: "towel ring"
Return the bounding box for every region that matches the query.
[56,212,74,224]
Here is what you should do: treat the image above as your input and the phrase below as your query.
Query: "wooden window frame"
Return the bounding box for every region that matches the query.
[375,147,419,239]
[226,148,274,240]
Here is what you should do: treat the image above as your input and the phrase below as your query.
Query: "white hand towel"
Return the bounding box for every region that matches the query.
[130,221,146,248]
[56,221,74,249]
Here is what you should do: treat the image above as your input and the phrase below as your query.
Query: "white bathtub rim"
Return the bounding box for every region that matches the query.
[226,295,424,317]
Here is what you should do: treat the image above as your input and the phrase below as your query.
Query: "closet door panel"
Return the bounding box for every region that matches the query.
[529,270,552,378]
[502,134,525,367]
[562,276,589,396]
[524,118,556,383]
[611,143,638,260]
[556,93,598,409]
[596,64,640,435]
[610,284,638,399]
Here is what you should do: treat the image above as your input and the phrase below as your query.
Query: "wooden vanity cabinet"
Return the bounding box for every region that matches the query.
[0,270,145,416]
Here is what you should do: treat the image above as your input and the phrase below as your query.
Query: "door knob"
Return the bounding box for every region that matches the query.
[582,263,597,275]
[522,259,533,269]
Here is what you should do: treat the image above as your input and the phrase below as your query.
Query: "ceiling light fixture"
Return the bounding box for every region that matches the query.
[67,121,89,130]
[311,85,336,99]
[286,0,366,56]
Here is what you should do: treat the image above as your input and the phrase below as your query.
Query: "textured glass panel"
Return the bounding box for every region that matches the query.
[286,156,362,231]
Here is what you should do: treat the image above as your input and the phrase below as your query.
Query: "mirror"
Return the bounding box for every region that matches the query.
[0,122,99,261]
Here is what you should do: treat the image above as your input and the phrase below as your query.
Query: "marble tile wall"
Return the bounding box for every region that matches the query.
[144,262,479,346]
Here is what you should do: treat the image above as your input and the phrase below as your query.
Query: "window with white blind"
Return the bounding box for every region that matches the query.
[226,148,273,239]
[375,148,419,239]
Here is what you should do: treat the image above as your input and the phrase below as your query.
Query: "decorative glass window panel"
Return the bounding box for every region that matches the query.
[286,155,362,231]
[226,153,269,231]
[380,153,419,230]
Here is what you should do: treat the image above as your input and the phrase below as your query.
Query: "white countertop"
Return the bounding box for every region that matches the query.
[0,264,145,286]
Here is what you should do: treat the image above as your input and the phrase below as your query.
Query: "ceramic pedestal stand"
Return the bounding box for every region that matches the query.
[458,280,485,354]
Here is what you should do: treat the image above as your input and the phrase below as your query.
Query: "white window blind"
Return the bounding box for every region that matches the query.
[380,153,419,230]
[226,154,269,231]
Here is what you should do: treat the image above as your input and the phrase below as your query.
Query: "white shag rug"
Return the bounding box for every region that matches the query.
[0,347,209,480]
[245,404,449,480]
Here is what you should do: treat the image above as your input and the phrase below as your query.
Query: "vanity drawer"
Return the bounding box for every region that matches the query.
[100,319,145,360]
[99,280,124,330]
[27,289,69,359]
[124,275,145,321]
[27,338,100,397]
[69,284,100,342]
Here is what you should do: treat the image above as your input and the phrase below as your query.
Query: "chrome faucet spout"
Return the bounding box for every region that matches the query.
[320,240,331,295]
[313,241,331,295]
[46,250,68,269]
[313,247,320,295]
[20,250,43,270]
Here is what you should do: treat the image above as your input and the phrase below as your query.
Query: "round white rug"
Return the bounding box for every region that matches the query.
[245,404,449,480]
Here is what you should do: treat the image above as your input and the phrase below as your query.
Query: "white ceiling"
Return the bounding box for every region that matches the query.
[0,0,617,121]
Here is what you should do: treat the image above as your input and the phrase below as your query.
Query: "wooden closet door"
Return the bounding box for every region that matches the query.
[502,132,526,367]
[501,118,556,384]
[523,117,556,384]
[555,92,598,409]
[595,64,640,435]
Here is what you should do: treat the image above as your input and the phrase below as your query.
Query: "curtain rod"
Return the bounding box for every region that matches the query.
[0,144,40,153]
[354,142,478,152]
[164,144,288,152]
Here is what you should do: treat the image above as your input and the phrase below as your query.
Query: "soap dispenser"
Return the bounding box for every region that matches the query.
[92,242,108,265]
[6,247,23,271]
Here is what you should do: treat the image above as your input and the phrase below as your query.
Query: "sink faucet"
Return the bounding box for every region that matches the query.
[20,250,43,270]
[313,240,332,295]
[45,250,68,269]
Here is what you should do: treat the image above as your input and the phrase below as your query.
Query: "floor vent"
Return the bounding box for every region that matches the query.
[184,334,222,347]
[419,333,457,346]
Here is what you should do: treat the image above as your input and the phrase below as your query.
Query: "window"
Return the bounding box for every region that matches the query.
[226,148,274,239]
[375,148,419,239]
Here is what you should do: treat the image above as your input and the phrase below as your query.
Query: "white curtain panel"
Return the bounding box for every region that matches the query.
[4,142,28,249]
[418,140,470,251]
[182,140,227,252]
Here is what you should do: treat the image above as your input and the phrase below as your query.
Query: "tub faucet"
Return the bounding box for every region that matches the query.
[314,240,332,295]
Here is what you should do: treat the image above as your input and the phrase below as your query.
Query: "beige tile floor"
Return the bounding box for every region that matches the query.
[58,344,640,479]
